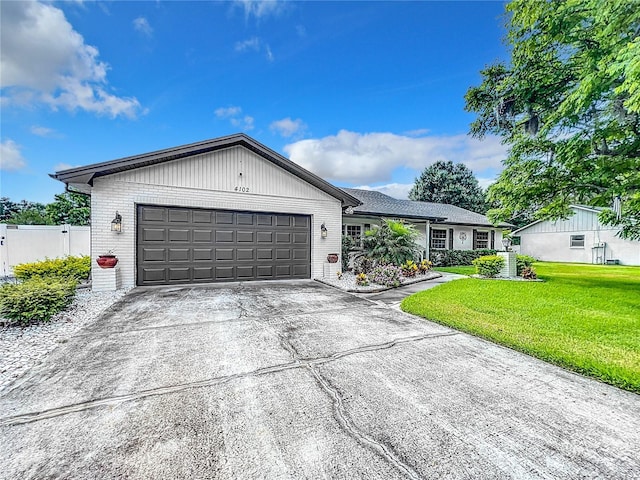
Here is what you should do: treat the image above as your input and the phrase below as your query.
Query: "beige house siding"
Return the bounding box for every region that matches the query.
[91,146,341,289]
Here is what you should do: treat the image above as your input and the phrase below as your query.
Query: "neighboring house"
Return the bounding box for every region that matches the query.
[341,188,509,258]
[52,134,359,290]
[512,205,640,266]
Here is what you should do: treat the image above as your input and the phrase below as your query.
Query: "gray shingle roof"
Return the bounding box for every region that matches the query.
[342,188,509,227]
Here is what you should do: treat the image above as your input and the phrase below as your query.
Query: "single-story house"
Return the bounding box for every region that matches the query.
[341,188,509,258]
[51,134,508,290]
[512,205,640,266]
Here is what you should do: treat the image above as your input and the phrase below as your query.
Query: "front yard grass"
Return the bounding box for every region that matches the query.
[401,262,640,393]
[434,266,475,275]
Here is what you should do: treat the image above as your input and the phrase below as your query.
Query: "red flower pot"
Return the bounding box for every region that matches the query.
[97,255,118,269]
[327,253,339,264]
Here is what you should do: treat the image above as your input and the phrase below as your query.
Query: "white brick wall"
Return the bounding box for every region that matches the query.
[91,178,342,289]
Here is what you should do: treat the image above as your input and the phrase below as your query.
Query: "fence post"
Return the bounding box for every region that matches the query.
[62,224,71,256]
[0,224,8,277]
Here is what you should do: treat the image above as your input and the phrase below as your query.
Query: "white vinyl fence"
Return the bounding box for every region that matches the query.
[0,224,91,277]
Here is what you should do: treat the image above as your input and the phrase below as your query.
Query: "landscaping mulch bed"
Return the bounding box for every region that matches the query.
[316,270,442,293]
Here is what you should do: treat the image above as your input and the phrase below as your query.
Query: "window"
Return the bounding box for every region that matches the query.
[475,231,489,249]
[345,224,363,246]
[511,236,521,246]
[430,229,447,249]
[570,235,585,248]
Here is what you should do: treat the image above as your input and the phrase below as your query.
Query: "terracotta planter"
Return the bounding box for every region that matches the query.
[327,253,339,264]
[97,255,118,269]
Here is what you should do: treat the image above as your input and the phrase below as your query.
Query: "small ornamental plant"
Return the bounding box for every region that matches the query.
[472,255,505,278]
[521,266,538,280]
[401,260,419,277]
[355,272,369,286]
[336,271,343,280]
[418,259,433,273]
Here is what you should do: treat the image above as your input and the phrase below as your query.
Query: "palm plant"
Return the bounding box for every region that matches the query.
[362,219,421,266]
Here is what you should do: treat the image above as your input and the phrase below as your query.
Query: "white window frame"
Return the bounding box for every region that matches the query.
[475,230,489,249]
[570,234,585,248]
[344,224,363,247]
[430,228,447,250]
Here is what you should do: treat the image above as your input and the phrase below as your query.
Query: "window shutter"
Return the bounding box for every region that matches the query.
[472,229,477,249]
[448,228,454,250]
[490,230,495,249]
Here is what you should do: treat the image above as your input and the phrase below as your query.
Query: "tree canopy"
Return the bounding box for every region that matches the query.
[1,192,90,226]
[465,0,640,239]
[409,160,486,213]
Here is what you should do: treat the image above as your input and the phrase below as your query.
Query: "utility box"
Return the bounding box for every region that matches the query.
[497,251,517,278]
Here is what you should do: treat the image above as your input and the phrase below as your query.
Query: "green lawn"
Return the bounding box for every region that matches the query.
[402,262,640,393]
[434,266,476,275]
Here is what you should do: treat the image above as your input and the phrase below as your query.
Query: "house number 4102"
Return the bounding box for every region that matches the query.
[234,186,250,193]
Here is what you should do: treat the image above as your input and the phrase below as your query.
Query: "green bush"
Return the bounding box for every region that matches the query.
[472,255,505,278]
[429,249,497,266]
[341,235,356,271]
[352,255,376,275]
[363,219,421,266]
[12,255,91,282]
[516,255,536,275]
[0,277,77,325]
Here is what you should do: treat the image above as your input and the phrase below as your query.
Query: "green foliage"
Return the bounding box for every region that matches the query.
[341,234,356,271]
[429,249,497,267]
[409,160,487,214]
[352,255,376,275]
[472,255,505,278]
[45,192,91,226]
[363,219,421,266]
[465,0,640,239]
[401,263,640,392]
[13,256,91,282]
[0,277,77,324]
[516,254,536,275]
[369,264,403,287]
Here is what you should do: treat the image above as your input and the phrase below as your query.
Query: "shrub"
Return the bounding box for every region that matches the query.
[355,272,369,286]
[369,264,403,287]
[0,277,77,325]
[13,255,91,282]
[516,255,536,275]
[521,266,537,280]
[363,219,421,266]
[341,234,356,270]
[401,260,419,277]
[429,249,497,267]
[353,255,376,275]
[418,259,433,273]
[472,255,505,278]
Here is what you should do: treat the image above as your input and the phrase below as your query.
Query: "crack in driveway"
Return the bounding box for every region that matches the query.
[0,331,458,427]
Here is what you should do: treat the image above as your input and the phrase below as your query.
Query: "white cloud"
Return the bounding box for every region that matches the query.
[215,106,254,131]
[30,125,56,137]
[265,44,274,62]
[215,106,243,118]
[284,130,507,184]
[477,176,496,191]
[0,1,142,118]
[235,0,286,19]
[404,128,429,137]
[133,16,153,37]
[270,117,307,138]
[235,37,261,52]
[0,140,27,171]
[53,162,80,172]
[353,183,414,200]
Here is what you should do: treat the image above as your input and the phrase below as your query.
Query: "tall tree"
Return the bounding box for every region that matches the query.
[45,192,91,226]
[409,160,486,213]
[465,0,640,239]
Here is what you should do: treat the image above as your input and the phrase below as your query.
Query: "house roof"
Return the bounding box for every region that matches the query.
[342,188,510,227]
[50,133,361,207]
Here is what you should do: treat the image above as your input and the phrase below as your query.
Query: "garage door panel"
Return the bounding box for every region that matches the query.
[137,205,310,285]
[215,249,234,261]
[143,228,165,242]
[193,230,213,242]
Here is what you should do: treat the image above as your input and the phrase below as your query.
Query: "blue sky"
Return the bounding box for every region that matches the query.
[1,0,509,204]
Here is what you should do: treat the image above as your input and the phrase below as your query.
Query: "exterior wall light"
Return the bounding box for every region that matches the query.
[111,211,123,233]
[320,223,328,238]
[501,236,512,251]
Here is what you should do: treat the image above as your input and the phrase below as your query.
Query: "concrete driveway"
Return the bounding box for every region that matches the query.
[1,281,638,479]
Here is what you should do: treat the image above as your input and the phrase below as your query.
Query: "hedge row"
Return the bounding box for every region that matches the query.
[12,255,91,282]
[429,249,498,267]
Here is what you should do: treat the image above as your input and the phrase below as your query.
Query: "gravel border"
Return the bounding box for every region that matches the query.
[0,288,130,393]
[316,270,442,293]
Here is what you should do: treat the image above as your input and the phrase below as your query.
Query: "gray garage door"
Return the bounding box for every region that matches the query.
[136,205,311,285]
